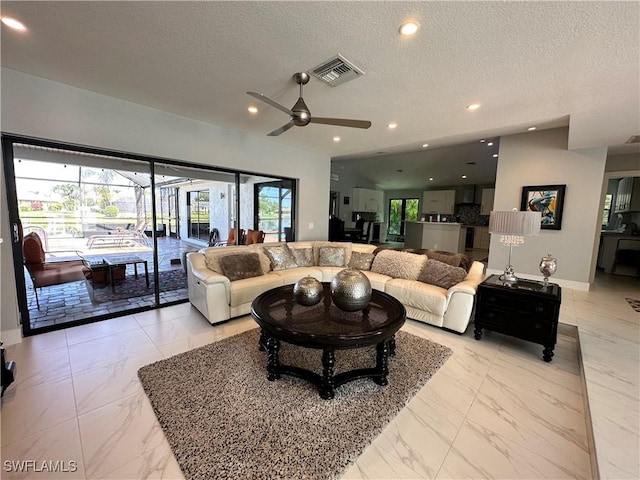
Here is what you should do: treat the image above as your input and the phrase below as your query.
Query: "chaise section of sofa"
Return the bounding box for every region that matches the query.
[186,241,485,333]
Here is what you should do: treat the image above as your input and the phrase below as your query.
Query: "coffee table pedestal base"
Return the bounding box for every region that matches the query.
[263,332,396,399]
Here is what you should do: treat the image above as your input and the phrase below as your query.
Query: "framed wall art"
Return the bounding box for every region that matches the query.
[521,184,566,230]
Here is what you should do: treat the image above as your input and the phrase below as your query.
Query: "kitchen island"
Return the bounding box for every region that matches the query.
[405,222,466,253]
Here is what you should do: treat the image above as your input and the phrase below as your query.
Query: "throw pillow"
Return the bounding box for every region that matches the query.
[371,250,427,280]
[318,247,346,267]
[426,249,473,272]
[219,253,264,281]
[291,247,313,267]
[313,241,352,266]
[418,259,468,289]
[348,251,375,270]
[263,244,298,271]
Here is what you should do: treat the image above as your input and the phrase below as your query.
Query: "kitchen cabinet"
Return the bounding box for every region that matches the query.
[480,188,495,215]
[352,188,384,213]
[614,177,640,213]
[405,222,466,252]
[472,226,490,249]
[422,190,455,214]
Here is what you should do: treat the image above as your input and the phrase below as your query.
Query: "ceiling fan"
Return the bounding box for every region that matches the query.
[247,72,372,136]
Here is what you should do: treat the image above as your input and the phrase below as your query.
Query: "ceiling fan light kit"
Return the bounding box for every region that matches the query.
[247,72,372,136]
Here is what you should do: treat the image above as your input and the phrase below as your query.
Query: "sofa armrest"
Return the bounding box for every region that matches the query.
[446,261,485,297]
[186,252,231,287]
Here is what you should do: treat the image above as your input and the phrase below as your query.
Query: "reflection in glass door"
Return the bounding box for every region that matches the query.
[188,190,210,242]
[254,180,295,242]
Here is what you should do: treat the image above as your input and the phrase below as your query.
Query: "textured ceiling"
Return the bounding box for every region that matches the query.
[1,1,638,189]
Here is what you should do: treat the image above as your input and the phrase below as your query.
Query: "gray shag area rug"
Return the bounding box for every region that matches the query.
[138,328,452,480]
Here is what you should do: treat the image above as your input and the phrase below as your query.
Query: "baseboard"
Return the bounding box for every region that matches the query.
[0,327,22,346]
[485,268,590,291]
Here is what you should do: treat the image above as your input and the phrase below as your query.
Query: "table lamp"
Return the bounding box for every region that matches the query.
[489,209,541,282]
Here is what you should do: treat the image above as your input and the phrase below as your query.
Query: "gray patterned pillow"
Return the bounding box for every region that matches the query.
[348,251,375,270]
[263,244,298,271]
[371,250,427,280]
[218,253,263,281]
[291,247,313,267]
[318,247,346,267]
[418,259,467,289]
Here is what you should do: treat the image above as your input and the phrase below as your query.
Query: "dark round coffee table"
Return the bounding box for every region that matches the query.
[251,283,406,399]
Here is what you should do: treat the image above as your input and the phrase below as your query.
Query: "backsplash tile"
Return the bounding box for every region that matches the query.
[455,204,489,226]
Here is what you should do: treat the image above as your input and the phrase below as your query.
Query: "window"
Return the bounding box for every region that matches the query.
[388,198,419,236]
[602,193,613,226]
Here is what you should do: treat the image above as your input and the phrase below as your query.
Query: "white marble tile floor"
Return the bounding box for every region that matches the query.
[1,274,637,479]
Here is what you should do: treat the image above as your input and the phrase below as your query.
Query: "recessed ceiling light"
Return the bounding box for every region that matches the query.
[487,142,494,146]
[396,169,403,173]
[429,177,434,181]
[480,139,486,143]
[466,103,481,111]
[387,122,397,129]
[528,126,537,131]
[467,161,477,165]
[462,175,467,179]
[247,106,258,114]
[422,143,429,148]
[399,21,419,36]
[1,16,26,31]
[493,154,498,158]
[333,136,341,142]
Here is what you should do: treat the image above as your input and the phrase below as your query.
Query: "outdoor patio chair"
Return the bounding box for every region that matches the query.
[23,232,87,309]
[244,229,265,245]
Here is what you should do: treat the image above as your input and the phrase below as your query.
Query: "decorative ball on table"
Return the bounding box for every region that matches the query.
[293,276,323,306]
[330,268,372,311]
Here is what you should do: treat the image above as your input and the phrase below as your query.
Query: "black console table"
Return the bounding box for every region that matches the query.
[474,275,562,362]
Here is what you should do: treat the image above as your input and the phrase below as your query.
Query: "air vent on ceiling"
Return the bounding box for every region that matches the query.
[625,134,640,144]
[310,54,364,87]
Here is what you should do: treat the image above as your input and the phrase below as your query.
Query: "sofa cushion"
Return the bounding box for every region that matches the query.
[263,244,298,271]
[270,266,322,285]
[228,274,284,307]
[218,253,263,282]
[348,251,374,270]
[426,249,473,272]
[385,278,448,317]
[291,247,313,267]
[318,247,346,267]
[418,259,468,289]
[371,250,427,280]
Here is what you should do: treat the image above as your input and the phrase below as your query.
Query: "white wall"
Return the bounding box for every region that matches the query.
[0,154,21,344]
[1,68,331,341]
[489,127,607,289]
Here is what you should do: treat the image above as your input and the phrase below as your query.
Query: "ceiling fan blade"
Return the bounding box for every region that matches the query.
[310,117,372,129]
[267,121,296,136]
[247,92,293,115]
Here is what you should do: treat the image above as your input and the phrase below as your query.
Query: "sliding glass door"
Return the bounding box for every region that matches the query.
[3,135,297,336]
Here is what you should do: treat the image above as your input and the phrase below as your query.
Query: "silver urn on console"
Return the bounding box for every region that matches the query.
[539,253,557,285]
[293,276,323,306]
[330,268,372,311]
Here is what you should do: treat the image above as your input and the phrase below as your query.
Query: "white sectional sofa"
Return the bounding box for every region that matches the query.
[186,241,485,333]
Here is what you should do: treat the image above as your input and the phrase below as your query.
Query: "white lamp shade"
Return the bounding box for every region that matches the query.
[489,210,541,236]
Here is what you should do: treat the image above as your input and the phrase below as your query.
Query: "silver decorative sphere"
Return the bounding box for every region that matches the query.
[293,276,323,306]
[330,268,372,311]
[539,253,557,285]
